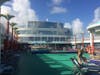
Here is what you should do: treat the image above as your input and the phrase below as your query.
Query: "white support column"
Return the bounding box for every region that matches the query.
[90,32,92,46]
[89,30,95,46]
[89,29,95,54]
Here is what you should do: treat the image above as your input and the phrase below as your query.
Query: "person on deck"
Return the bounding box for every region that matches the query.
[77,46,87,64]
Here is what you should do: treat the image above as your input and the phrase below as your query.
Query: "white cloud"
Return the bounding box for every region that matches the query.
[72,18,83,35]
[52,0,63,5]
[1,0,38,26]
[64,22,71,29]
[1,6,12,14]
[93,7,100,23]
[64,18,84,37]
[51,6,67,14]
[28,9,38,21]
[12,0,38,25]
[50,0,67,14]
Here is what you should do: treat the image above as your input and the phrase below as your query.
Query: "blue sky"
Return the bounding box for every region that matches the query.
[1,0,100,35]
[30,0,100,31]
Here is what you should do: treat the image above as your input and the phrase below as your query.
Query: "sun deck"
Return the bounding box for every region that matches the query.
[15,52,90,75]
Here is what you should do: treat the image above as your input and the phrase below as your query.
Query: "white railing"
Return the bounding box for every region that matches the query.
[71,36,100,43]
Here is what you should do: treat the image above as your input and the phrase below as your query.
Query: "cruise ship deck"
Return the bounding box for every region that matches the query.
[15,52,89,75]
[0,0,100,75]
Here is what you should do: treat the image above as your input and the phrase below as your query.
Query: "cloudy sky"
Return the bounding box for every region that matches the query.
[1,0,100,35]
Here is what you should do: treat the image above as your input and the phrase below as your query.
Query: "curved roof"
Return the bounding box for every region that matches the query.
[87,22,100,30]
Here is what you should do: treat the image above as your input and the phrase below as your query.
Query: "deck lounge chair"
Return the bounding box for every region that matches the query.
[70,57,100,75]
[0,64,14,75]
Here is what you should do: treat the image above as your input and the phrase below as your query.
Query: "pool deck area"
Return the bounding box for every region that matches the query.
[15,52,90,75]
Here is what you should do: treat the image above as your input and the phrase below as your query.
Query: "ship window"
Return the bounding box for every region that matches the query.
[60,37,65,41]
[38,22,57,28]
[35,37,40,41]
[38,31,53,35]
[47,37,53,42]
[54,37,59,41]
[42,37,47,41]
